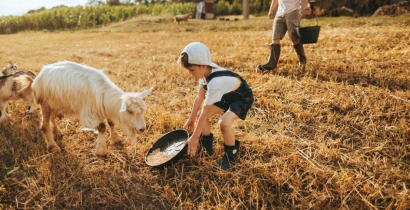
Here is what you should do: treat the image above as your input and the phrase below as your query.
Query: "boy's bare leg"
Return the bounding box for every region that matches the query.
[219,111,238,146]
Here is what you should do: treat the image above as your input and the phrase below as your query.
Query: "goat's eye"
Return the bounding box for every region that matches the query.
[127,110,133,114]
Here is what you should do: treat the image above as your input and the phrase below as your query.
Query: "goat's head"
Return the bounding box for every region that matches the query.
[9,61,18,70]
[118,87,153,143]
[14,74,40,113]
[1,61,18,75]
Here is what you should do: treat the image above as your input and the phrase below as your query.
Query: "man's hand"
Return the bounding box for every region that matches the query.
[304,5,312,19]
[268,10,276,20]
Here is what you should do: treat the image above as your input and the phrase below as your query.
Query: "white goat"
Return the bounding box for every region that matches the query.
[0,61,18,76]
[31,61,153,156]
[0,71,38,122]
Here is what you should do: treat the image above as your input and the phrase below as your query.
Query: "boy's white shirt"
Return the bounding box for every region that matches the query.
[199,67,241,106]
[276,0,302,16]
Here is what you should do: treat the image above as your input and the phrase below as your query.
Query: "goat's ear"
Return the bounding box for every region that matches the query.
[119,102,127,113]
[140,87,153,98]
[27,71,36,78]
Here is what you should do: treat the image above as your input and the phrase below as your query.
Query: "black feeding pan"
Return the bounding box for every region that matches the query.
[145,129,189,168]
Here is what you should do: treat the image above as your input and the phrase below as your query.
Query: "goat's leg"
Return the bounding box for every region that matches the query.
[0,102,9,122]
[108,121,121,145]
[40,106,60,152]
[51,113,62,139]
[95,122,108,156]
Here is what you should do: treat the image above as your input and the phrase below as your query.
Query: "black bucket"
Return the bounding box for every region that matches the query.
[296,18,320,44]
[145,129,189,168]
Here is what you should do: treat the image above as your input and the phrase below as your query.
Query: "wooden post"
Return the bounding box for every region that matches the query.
[243,0,249,19]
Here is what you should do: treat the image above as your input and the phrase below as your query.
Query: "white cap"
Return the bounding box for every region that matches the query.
[181,42,219,68]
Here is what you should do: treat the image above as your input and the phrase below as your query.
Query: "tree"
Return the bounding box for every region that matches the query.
[107,0,121,6]
[86,0,106,6]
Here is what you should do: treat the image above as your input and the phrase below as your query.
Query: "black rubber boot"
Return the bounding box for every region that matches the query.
[217,140,240,170]
[200,133,214,156]
[257,44,281,71]
[293,43,307,70]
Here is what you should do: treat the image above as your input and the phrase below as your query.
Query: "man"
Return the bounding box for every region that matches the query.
[257,0,311,72]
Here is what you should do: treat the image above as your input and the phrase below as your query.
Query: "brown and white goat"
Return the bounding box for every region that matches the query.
[0,71,38,122]
[174,13,192,24]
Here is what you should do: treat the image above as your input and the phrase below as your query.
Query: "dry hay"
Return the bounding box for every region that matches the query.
[372,1,410,16]
[0,15,409,209]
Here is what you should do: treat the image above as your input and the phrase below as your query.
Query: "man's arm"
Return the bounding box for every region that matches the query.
[269,0,278,19]
[302,0,312,17]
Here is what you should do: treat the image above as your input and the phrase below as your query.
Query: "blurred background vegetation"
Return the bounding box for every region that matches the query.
[0,0,404,33]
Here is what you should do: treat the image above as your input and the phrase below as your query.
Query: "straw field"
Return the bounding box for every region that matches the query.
[0,14,409,209]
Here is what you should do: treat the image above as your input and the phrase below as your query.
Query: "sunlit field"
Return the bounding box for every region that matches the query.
[0,14,409,209]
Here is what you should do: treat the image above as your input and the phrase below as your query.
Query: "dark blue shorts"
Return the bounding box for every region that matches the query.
[213,96,254,120]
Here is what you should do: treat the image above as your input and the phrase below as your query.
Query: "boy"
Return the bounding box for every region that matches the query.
[177,42,254,170]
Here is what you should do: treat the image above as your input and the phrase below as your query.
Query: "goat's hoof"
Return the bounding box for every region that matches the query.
[96,153,108,158]
[96,149,108,157]
[48,145,61,153]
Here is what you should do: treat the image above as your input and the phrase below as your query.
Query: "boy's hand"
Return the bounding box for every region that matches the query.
[186,135,199,157]
[184,119,195,133]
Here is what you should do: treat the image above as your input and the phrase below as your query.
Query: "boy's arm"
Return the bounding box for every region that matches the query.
[191,105,211,139]
[184,87,206,132]
[190,87,206,119]
[187,104,213,157]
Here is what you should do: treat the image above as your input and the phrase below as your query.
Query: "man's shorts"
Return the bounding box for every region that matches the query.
[272,9,302,41]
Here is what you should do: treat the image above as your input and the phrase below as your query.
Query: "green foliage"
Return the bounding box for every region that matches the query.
[214,0,242,16]
[107,0,122,6]
[0,3,194,34]
[230,0,243,15]
[167,3,196,15]
[151,4,163,15]
[214,0,230,16]
[249,0,271,15]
